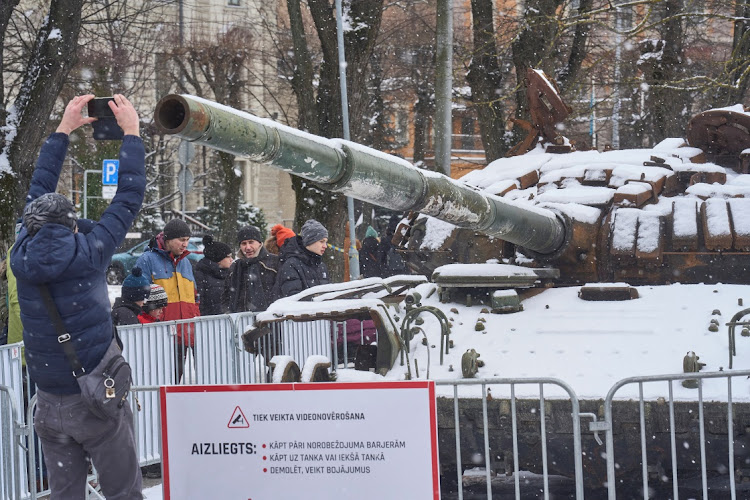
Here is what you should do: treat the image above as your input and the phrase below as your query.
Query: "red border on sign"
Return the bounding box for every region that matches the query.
[159,386,170,499]
[160,381,440,499]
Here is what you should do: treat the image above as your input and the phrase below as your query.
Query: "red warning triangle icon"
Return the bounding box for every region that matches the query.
[227,406,250,428]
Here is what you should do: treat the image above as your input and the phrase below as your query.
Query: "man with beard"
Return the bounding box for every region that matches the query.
[227,225,278,312]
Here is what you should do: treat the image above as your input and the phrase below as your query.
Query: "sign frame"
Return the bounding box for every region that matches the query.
[159,381,440,500]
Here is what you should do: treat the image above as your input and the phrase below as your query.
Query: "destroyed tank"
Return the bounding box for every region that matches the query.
[153,85,750,495]
[153,72,750,289]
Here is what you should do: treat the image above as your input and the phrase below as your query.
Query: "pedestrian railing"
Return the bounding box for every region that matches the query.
[0,342,24,422]
[436,378,585,500]
[4,320,750,499]
[0,384,27,500]
[0,343,28,500]
[602,369,750,500]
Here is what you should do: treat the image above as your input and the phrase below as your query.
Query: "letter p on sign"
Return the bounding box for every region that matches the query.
[102,159,119,185]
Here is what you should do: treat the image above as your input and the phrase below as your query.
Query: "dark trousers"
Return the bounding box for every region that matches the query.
[34,390,143,500]
[174,341,189,383]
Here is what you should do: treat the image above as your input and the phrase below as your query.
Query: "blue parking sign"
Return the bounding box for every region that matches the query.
[102,159,119,185]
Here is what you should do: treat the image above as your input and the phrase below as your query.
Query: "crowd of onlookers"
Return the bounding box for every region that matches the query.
[108,214,409,331]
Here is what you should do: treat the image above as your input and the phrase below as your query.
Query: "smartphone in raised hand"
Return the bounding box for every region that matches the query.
[88,97,124,141]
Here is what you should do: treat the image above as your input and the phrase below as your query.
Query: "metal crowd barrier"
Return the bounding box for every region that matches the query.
[0,342,24,427]
[0,384,26,500]
[0,343,28,500]
[234,312,261,383]
[115,314,372,466]
[603,369,750,500]
[118,315,237,467]
[233,313,368,382]
[435,377,585,500]
[118,313,372,385]
[118,314,238,387]
[18,316,750,499]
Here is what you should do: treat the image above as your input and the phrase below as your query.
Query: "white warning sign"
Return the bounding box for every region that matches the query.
[160,381,440,499]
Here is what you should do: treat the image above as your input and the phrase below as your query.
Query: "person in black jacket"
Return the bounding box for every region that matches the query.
[273,219,330,299]
[378,215,409,278]
[228,225,279,312]
[360,226,382,279]
[194,235,232,316]
[111,266,151,326]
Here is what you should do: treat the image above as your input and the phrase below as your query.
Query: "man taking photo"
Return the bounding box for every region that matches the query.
[11,94,145,499]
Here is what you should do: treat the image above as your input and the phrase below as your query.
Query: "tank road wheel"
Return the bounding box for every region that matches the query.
[106,263,125,285]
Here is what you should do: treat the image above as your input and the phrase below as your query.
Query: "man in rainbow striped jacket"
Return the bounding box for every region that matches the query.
[135,218,200,383]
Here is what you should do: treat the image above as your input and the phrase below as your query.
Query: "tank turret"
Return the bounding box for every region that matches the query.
[154,90,750,285]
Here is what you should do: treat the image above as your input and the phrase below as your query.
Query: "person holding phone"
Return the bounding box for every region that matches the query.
[10,94,145,499]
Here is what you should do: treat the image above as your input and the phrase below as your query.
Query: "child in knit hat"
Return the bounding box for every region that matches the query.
[138,284,168,323]
[112,267,151,326]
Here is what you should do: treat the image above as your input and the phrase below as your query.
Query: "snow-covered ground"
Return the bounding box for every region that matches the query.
[143,485,161,499]
[379,281,750,401]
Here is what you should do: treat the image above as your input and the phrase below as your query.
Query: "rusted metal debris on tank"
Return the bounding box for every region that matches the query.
[508,68,573,157]
[687,107,750,173]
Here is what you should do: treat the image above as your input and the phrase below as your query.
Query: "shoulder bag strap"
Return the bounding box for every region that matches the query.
[38,285,85,377]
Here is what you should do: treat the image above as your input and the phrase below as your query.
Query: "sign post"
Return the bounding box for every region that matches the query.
[101,159,119,199]
[160,381,440,499]
[177,140,195,219]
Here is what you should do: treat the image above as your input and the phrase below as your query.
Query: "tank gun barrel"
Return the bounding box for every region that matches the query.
[154,94,567,255]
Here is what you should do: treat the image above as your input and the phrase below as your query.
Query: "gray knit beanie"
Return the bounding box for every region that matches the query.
[301,219,328,247]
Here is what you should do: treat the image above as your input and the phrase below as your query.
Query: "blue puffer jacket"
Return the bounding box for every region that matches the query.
[10,133,145,394]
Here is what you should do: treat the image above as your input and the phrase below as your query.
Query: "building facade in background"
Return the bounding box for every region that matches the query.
[159,0,296,227]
